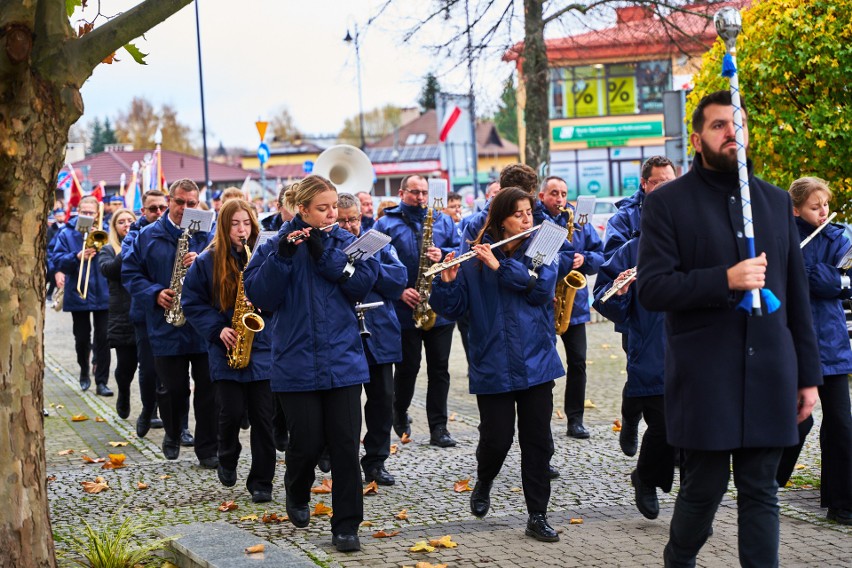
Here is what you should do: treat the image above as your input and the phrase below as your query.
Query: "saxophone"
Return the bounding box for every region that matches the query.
[412,205,437,330]
[554,206,587,334]
[227,238,265,369]
[165,228,191,327]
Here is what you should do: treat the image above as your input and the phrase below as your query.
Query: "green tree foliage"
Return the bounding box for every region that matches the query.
[419,72,441,112]
[269,106,302,144]
[88,117,117,153]
[492,73,518,144]
[114,97,195,154]
[689,0,852,213]
[338,104,402,146]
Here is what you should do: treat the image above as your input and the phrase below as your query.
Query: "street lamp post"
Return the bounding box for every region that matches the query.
[344,24,366,151]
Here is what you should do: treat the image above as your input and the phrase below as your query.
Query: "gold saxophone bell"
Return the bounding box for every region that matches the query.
[77,202,107,300]
[554,270,587,335]
[242,312,265,333]
[227,238,265,369]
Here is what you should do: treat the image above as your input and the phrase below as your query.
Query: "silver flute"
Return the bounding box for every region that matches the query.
[287,222,339,243]
[599,266,638,303]
[423,225,541,277]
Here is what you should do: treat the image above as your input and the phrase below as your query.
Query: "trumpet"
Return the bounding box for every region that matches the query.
[599,266,638,303]
[354,301,384,338]
[286,222,339,243]
[423,225,542,277]
[77,202,108,300]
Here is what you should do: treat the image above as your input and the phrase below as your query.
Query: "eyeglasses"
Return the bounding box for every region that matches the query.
[146,204,168,213]
[170,197,199,208]
[337,216,360,225]
[404,189,429,197]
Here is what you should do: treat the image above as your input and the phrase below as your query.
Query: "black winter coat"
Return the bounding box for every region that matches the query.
[637,156,821,451]
[97,244,136,347]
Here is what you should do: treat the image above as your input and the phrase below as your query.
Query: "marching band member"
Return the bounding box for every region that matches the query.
[601,156,676,456]
[122,189,169,437]
[97,207,138,418]
[374,175,459,448]
[337,193,407,485]
[48,195,112,395]
[122,179,217,467]
[430,187,564,542]
[778,177,852,525]
[261,185,294,232]
[182,199,275,503]
[592,238,674,521]
[243,175,379,553]
[536,176,603,440]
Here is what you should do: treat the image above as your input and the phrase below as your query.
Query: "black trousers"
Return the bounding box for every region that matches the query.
[664,447,784,568]
[476,381,554,514]
[272,395,288,452]
[560,322,587,422]
[456,312,471,364]
[71,310,109,386]
[113,345,137,395]
[778,374,852,510]
[394,324,454,432]
[153,353,216,460]
[362,362,393,472]
[133,321,160,415]
[633,395,675,493]
[621,382,644,425]
[279,385,363,535]
[214,379,275,493]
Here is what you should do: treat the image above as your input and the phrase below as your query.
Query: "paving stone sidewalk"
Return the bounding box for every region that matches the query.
[44,308,851,567]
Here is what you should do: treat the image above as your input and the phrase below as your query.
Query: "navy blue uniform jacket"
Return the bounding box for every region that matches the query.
[796,218,852,376]
[430,236,564,395]
[243,216,379,392]
[121,214,212,357]
[373,203,458,330]
[362,244,407,365]
[637,156,822,451]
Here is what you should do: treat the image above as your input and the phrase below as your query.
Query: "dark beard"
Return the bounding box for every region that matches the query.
[701,140,739,172]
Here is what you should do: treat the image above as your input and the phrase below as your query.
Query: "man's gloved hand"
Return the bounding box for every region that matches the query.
[307,228,325,261]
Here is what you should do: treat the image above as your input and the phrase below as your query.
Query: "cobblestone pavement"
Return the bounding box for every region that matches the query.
[44,308,851,566]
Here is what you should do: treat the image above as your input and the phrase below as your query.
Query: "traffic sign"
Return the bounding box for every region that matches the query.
[255,121,268,142]
[303,160,314,174]
[257,143,270,165]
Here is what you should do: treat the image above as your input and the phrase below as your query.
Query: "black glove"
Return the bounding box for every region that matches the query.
[306,228,325,261]
[278,235,299,258]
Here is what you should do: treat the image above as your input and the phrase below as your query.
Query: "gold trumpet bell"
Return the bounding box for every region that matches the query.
[554,270,587,335]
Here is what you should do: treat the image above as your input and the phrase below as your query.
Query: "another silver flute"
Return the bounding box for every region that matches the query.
[423,225,541,277]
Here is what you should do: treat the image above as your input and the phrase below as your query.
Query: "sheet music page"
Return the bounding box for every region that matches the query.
[428,178,448,210]
[180,208,215,233]
[574,195,596,225]
[525,220,569,266]
[343,229,392,262]
[256,230,278,249]
[836,243,852,269]
[76,215,94,231]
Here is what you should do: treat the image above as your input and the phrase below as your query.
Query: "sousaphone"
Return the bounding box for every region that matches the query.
[313,144,375,194]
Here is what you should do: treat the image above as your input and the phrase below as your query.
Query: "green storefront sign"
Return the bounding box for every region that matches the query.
[553,121,663,145]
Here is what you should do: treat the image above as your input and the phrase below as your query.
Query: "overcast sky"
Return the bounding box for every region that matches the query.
[74,0,526,150]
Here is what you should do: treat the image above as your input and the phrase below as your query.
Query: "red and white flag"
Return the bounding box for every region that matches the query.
[438,105,462,143]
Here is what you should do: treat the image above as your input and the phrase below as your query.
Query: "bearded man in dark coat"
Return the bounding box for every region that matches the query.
[637,90,821,567]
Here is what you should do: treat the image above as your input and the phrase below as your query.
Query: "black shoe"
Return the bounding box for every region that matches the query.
[217,465,237,487]
[79,375,91,392]
[180,429,195,447]
[332,533,361,552]
[240,412,250,430]
[95,383,113,397]
[150,416,164,429]
[827,508,852,525]
[286,495,310,528]
[317,449,331,473]
[136,412,152,438]
[198,456,219,469]
[619,415,639,457]
[162,435,180,460]
[526,512,559,542]
[631,470,659,520]
[116,390,130,419]
[392,410,412,438]
[567,421,590,439]
[251,490,272,504]
[430,426,457,448]
[470,480,492,518]
[548,465,560,479]
[364,466,395,486]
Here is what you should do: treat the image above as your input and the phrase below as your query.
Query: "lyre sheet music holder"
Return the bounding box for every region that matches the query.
[343,229,392,263]
[525,220,569,268]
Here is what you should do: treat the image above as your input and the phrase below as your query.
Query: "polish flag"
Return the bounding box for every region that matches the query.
[438,105,462,143]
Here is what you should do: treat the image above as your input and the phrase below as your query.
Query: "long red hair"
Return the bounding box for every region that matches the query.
[211,199,259,312]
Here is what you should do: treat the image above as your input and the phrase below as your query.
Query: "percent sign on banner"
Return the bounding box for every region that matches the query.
[607,77,636,114]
